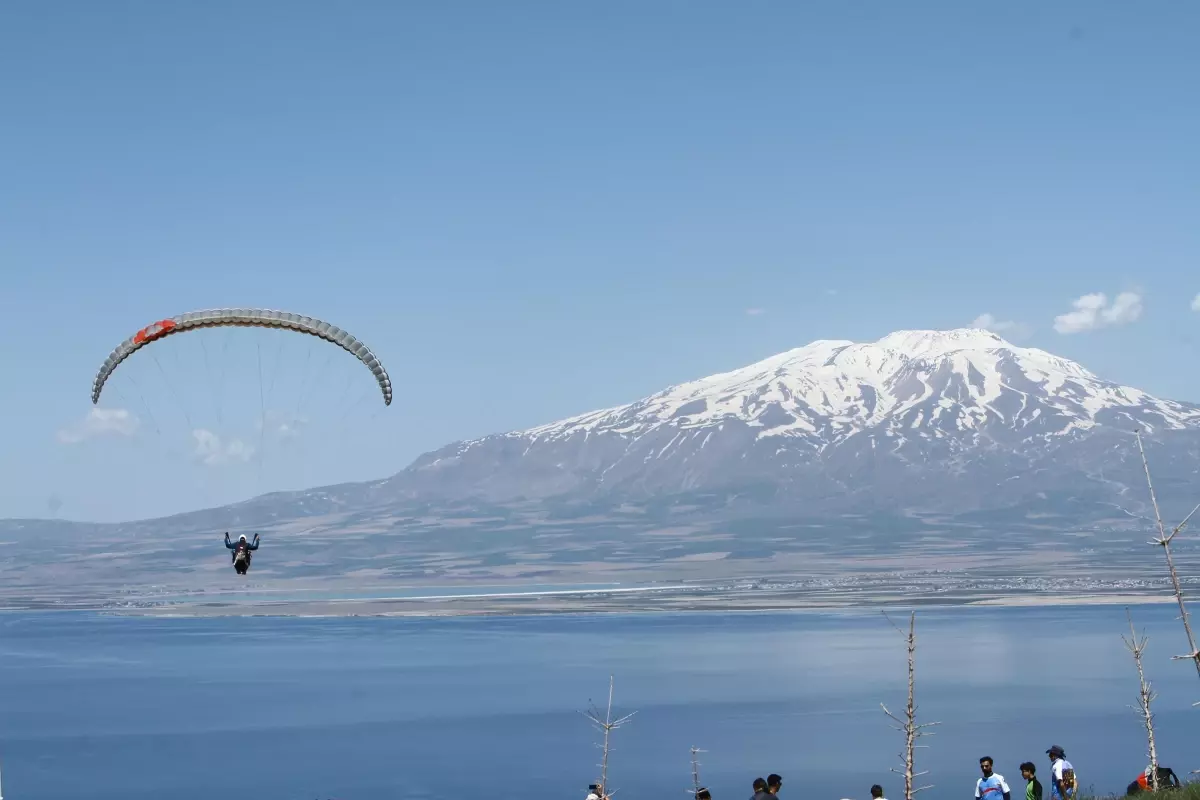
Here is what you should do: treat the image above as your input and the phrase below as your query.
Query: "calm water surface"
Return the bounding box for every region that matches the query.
[0,603,1196,800]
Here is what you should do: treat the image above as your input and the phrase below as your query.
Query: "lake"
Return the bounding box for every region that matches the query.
[0,603,1197,800]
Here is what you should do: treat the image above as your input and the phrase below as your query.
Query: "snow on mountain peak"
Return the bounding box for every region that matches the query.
[516,327,1200,448]
[874,327,1007,358]
[398,326,1200,516]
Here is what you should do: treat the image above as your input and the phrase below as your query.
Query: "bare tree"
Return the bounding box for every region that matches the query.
[582,675,636,798]
[1135,431,1200,689]
[881,610,940,800]
[689,746,706,797]
[1122,607,1161,791]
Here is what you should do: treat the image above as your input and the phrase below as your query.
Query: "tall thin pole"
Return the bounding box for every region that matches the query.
[1135,432,1200,682]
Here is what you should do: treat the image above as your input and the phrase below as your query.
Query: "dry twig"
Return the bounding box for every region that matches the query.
[689,746,706,796]
[880,610,940,800]
[1135,431,1200,692]
[581,675,636,798]
[1122,607,1161,791]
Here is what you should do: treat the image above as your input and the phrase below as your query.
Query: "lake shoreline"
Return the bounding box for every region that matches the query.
[91,587,1180,618]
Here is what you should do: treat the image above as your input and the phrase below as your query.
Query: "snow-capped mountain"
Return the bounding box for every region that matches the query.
[5,327,1200,594]
[523,328,1199,445]
[385,328,1200,517]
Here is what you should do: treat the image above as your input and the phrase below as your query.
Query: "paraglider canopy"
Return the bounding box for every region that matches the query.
[76,306,395,512]
[91,308,392,407]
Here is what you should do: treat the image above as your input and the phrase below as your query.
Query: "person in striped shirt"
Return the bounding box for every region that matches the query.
[977,757,1012,800]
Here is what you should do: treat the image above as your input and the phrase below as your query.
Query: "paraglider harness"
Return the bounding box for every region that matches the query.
[227,533,258,575]
[233,546,252,574]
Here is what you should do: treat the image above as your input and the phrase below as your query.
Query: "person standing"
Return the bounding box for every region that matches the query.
[976,756,1012,800]
[1046,746,1076,800]
[1020,762,1044,800]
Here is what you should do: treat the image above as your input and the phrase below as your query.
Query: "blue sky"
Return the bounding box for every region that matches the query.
[2,1,1199,522]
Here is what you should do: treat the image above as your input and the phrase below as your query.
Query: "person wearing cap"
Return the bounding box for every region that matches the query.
[767,774,783,795]
[750,777,772,800]
[1046,746,1076,800]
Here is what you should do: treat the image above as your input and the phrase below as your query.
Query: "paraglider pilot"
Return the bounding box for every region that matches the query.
[224,532,259,574]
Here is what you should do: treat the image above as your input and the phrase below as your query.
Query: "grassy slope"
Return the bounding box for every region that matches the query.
[1080,779,1200,800]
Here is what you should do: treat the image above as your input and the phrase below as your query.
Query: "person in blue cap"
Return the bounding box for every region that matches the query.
[1046,746,1076,800]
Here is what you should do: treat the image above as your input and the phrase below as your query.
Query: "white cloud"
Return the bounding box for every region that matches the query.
[1191,292,1200,312]
[56,408,139,444]
[971,313,1015,332]
[191,429,254,466]
[276,420,304,439]
[745,308,766,316]
[1053,291,1143,334]
[256,411,308,440]
[970,313,1031,340]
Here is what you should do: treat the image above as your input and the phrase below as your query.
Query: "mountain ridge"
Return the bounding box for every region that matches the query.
[374,327,1200,514]
[8,327,1200,530]
[6,326,1200,599]
[518,327,1197,442]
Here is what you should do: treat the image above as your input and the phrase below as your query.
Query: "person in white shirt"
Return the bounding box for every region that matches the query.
[870,783,887,800]
[1046,746,1076,800]
[976,756,1012,800]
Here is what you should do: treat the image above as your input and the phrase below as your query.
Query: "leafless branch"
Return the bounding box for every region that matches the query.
[1122,607,1161,791]
[581,675,636,799]
[1135,431,1200,683]
[881,611,941,800]
[689,746,707,796]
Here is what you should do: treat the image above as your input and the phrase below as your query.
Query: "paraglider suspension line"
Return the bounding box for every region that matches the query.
[216,331,230,424]
[291,346,316,418]
[295,347,335,423]
[200,336,222,425]
[122,373,162,436]
[256,342,267,487]
[265,337,284,400]
[149,351,194,431]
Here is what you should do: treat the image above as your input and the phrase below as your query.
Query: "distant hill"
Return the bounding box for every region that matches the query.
[4,327,1198,598]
